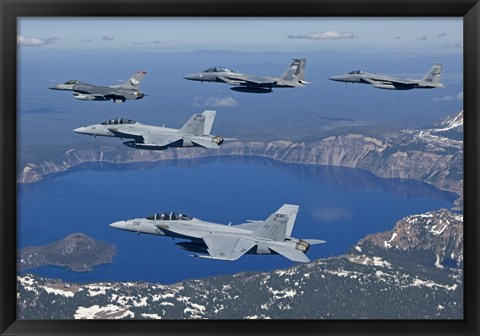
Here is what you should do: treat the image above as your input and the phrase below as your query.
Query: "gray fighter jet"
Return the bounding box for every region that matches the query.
[109,204,325,262]
[73,110,226,150]
[329,63,445,90]
[183,59,309,93]
[49,71,147,103]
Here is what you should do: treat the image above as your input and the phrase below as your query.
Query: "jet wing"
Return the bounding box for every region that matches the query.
[107,128,145,142]
[202,235,256,261]
[144,134,183,147]
[269,245,310,263]
[216,76,245,85]
[366,75,417,86]
[154,223,205,239]
[223,75,275,87]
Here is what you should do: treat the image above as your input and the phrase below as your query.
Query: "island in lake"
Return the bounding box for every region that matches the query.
[18,233,116,272]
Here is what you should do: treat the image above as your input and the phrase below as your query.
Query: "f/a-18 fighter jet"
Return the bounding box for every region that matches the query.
[49,71,147,103]
[329,63,445,90]
[73,110,227,150]
[183,58,309,93]
[109,204,325,262]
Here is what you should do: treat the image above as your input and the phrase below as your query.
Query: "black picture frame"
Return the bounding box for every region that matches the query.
[1,0,479,335]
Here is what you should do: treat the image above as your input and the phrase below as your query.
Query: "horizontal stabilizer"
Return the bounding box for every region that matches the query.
[303,239,326,245]
[191,137,221,149]
[269,245,310,263]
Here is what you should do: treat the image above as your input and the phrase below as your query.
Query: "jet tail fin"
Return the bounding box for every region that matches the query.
[252,204,299,242]
[280,59,306,82]
[422,63,442,85]
[117,71,147,89]
[180,110,216,136]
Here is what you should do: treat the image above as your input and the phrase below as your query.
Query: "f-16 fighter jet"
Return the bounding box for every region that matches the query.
[183,59,309,93]
[329,63,445,90]
[73,110,226,150]
[109,204,325,262]
[49,71,147,103]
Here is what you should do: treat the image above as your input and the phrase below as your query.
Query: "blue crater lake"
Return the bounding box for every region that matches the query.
[18,156,457,284]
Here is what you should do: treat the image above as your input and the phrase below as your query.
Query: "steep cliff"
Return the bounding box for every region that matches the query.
[17,111,464,201]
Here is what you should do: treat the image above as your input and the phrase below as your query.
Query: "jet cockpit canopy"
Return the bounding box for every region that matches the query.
[146,212,193,221]
[203,67,235,73]
[64,80,80,84]
[348,70,366,75]
[100,118,136,125]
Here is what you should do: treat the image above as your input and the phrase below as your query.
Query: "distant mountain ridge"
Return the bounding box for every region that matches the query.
[434,110,463,131]
[351,208,463,269]
[17,209,462,319]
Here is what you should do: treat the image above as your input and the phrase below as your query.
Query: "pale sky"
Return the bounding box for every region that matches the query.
[18,17,463,54]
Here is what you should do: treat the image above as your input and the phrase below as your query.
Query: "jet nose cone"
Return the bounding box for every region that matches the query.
[328,75,343,81]
[73,126,87,134]
[50,84,74,90]
[109,221,126,230]
[183,74,197,81]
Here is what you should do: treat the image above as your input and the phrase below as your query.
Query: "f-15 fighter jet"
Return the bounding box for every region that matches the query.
[109,204,325,262]
[49,71,147,103]
[73,110,226,150]
[183,59,309,93]
[329,63,445,90]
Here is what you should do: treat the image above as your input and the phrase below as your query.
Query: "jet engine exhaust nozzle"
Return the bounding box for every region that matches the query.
[211,136,224,145]
[295,240,310,253]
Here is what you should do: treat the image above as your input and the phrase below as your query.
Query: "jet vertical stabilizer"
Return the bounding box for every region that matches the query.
[297,58,308,83]
[117,71,147,89]
[179,110,216,136]
[201,110,216,135]
[422,63,442,85]
[252,204,298,241]
[280,59,303,82]
[284,204,299,238]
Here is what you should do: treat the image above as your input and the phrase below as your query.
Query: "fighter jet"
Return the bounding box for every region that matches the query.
[329,63,445,90]
[183,58,309,93]
[49,71,147,103]
[109,204,325,262]
[73,110,226,150]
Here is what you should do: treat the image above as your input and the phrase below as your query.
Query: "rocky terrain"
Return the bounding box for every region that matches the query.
[16,111,464,319]
[17,111,464,208]
[18,233,117,272]
[17,209,463,319]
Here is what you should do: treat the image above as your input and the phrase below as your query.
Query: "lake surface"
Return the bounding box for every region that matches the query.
[18,156,457,284]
